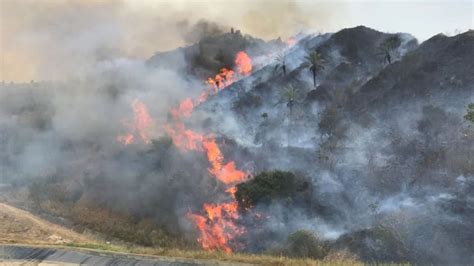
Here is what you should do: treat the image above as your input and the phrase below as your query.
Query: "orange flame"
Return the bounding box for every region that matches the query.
[204,51,252,95]
[116,133,134,145]
[235,51,252,76]
[164,122,247,252]
[203,138,247,185]
[117,99,153,145]
[205,68,235,92]
[187,200,243,253]
[132,99,153,143]
[118,51,254,252]
[176,52,253,252]
[170,97,194,119]
[164,122,204,151]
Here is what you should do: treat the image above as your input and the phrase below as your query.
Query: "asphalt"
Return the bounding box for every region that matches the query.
[0,245,218,265]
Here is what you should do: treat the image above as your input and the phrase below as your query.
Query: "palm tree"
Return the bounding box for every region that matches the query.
[274,53,287,76]
[276,84,303,146]
[303,51,325,88]
[280,84,302,116]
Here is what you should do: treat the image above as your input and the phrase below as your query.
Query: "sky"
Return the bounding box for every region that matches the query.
[1,0,473,82]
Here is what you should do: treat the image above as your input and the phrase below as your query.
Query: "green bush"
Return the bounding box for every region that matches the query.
[333,225,409,263]
[235,171,309,209]
[285,230,327,259]
[465,103,474,124]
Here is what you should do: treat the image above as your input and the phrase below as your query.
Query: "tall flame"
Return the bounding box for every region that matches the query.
[184,52,252,252]
[235,51,252,76]
[203,138,247,185]
[117,99,153,145]
[117,51,254,252]
[187,199,244,253]
[132,99,153,143]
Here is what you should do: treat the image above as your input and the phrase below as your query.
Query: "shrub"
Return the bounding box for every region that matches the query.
[235,171,309,209]
[285,230,327,259]
[333,226,409,263]
[465,103,474,124]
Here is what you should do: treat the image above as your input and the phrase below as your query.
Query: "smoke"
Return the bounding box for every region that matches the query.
[1,0,473,263]
[177,20,226,44]
[2,0,471,82]
[0,0,345,82]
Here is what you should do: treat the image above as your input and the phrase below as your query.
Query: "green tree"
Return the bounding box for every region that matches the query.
[303,51,325,88]
[274,53,287,76]
[277,85,303,146]
[278,84,302,116]
[464,103,474,124]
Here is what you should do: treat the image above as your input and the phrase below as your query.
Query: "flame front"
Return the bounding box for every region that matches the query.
[117,51,253,253]
[204,51,252,95]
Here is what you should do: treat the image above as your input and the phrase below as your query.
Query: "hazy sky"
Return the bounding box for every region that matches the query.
[1,0,472,81]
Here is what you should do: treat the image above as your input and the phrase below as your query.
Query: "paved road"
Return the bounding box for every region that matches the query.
[0,245,225,265]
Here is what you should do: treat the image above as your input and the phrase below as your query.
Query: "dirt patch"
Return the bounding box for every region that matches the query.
[0,202,94,245]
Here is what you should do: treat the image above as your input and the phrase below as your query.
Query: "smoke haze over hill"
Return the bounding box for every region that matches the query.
[1,0,472,81]
[0,1,473,264]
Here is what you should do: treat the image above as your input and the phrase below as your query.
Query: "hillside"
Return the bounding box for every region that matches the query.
[184,26,473,264]
[1,25,473,264]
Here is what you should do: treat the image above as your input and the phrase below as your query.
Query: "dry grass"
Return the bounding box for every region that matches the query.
[0,201,364,265]
[59,242,363,265]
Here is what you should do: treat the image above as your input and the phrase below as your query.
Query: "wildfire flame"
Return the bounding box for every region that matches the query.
[203,51,252,97]
[235,51,252,76]
[117,99,153,145]
[186,200,244,253]
[203,138,247,185]
[117,133,134,145]
[117,51,254,253]
[170,97,194,119]
[205,68,235,92]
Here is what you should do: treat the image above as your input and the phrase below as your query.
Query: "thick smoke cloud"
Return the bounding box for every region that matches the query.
[2,0,471,81]
[0,0,344,82]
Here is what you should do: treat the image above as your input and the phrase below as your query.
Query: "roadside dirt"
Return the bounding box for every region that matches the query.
[0,202,95,245]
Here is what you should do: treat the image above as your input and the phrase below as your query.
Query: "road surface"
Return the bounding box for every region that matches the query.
[0,245,231,265]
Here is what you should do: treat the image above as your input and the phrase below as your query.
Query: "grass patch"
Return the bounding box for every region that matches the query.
[59,242,363,265]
